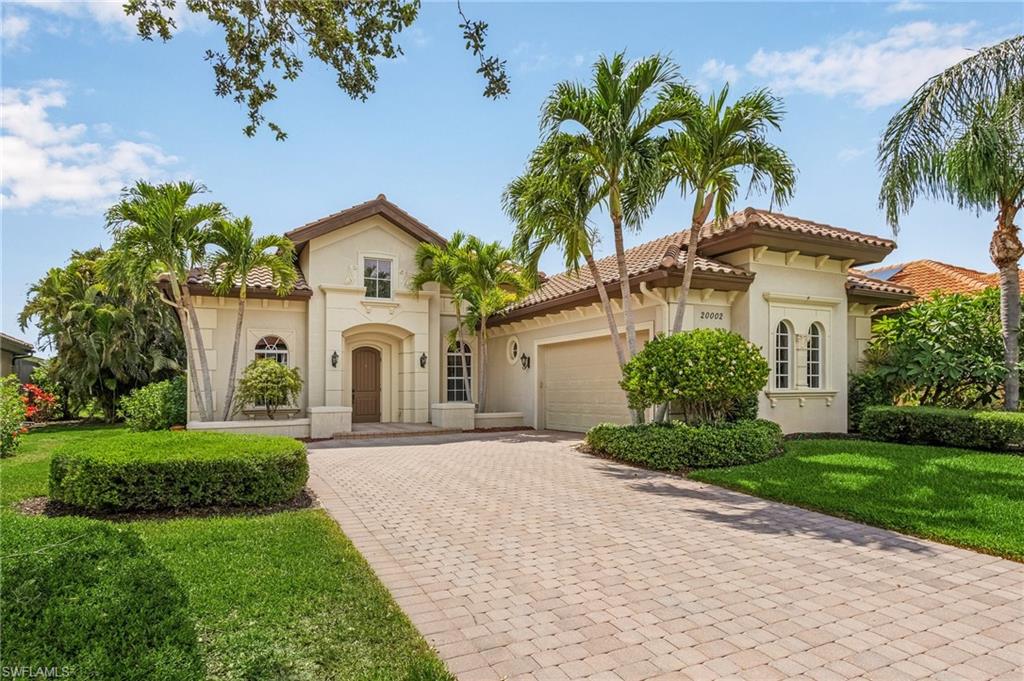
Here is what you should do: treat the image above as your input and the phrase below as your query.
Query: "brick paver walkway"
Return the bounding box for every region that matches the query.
[308,432,1024,681]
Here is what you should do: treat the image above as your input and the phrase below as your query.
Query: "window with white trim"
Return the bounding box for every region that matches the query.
[254,335,288,364]
[363,258,392,298]
[774,321,792,389]
[446,342,472,402]
[807,323,823,389]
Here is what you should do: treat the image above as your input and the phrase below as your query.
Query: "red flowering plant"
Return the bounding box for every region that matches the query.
[21,383,58,423]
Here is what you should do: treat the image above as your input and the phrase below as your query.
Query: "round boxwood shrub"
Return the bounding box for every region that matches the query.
[120,376,187,431]
[1,514,204,680]
[585,419,783,470]
[49,431,308,511]
[620,329,769,424]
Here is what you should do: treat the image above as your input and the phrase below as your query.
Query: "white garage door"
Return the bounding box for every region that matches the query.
[540,332,647,432]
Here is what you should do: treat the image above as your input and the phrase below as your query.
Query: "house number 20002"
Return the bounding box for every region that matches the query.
[700,311,725,320]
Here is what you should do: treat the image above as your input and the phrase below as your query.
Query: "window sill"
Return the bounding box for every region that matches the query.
[360,298,400,308]
[764,389,837,408]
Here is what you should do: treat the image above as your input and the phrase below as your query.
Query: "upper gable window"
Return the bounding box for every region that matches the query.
[364,258,392,298]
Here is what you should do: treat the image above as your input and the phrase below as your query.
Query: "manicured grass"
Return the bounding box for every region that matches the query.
[690,438,1024,560]
[1,425,452,680]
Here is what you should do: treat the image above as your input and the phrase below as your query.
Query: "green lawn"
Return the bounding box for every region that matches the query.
[1,425,452,680]
[690,438,1024,561]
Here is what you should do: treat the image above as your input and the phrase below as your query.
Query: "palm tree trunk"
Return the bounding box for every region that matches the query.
[478,315,489,413]
[585,253,627,368]
[221,291,246,420]
[181,284,217,421]
[612,213,638,358]
[991,210,1022,410]
[167,272,209,421]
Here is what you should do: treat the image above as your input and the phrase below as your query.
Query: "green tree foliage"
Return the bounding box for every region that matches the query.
[18,249,185,422]
[0,376,28,457]
[124,0,508,140]
[865,289,1007,408]
[878,35,1024,410]
[206,216,297,419]
[619,329,769,425]
[235,359,303,419]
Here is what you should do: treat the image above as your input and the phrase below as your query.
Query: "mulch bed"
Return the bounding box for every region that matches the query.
[14,488,319,523]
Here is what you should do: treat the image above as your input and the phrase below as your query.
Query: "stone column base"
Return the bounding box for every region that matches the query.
[310,406,353,438]
[430,402,476,431]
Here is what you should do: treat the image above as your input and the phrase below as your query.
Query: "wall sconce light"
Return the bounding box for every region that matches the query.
[419,352,428,368]
[331,351,339,368]
[520,353,531,370]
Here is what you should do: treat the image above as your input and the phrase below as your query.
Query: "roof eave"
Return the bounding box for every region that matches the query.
[285,198,446,250]
[702,226,895,266]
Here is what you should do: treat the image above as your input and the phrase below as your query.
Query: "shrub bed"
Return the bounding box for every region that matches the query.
[585,419,783,471]
[49,431,308,511]
[0,514,204,680]
[860,406,1024,451]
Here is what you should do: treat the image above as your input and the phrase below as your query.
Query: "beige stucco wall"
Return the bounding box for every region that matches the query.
[848,304,876,372]
[188,296,309,421]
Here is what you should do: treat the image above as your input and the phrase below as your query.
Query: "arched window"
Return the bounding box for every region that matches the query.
[446,342,472,402]
[807,323,824,389]
[255,336,288,365]
[774,321,792,389]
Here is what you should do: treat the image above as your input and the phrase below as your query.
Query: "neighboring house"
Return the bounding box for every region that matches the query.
[184,196,913,436]
[0,332,37,383]
[860,259,1023,298]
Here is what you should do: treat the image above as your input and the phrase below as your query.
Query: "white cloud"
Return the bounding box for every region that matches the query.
[887,0,927,13]
[1,82,179,213]
[837,146,867,162]
[746,21,983,108]
[4,0,204,46]
[511,43,595,74]
[1,12,30,50]
[696,59,740,91]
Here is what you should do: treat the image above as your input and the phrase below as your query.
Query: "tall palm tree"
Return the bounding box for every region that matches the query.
[455,236,531,412]
[411,232,474,402]
[504,145,627,369]
[539,52,682,367]
[879,35,1024,410]
[104,181,226,421]
[662,85,796,336]
[206,216,297,419]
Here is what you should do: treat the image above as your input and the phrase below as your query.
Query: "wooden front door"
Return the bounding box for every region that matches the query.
[352,347,382,423]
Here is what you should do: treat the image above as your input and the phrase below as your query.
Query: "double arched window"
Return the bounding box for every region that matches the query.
[446,342,472,402]
[807,323,824,389]
[774,321,792,389]
[255,336,288,365]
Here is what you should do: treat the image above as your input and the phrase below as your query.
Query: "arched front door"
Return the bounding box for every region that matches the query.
[352,347,381,423]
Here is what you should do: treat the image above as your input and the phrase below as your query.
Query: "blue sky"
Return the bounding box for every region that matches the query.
[2,1,1021,349]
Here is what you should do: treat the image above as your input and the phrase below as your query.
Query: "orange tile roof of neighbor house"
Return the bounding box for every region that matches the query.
[861,259,1023,297]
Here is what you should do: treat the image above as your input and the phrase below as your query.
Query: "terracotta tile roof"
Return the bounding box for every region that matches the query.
[860,259,1021,297]
[846,269,917,298]
[284,194,446,246]
[505,231,753,312]
[702,207,897,249]
[185,265,312,297]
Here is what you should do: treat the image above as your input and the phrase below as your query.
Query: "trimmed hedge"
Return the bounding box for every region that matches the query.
[585,419,783,471]
[0,515,204,680]
[860,406,1024,452]
[49,431,309,511]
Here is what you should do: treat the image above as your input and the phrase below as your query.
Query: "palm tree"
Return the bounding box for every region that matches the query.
[411,232,474,402]
[455,236,531,412]
[503,145,627,369]
[104,181,226,421]
[879,35,1024,410]
[206,216,297,419]
[662,85,796,336]
[538,52,682,366]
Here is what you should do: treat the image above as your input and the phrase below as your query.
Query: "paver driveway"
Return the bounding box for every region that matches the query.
[307,432,1024,681]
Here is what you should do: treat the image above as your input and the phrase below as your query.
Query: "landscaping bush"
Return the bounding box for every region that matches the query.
[620,329,770,424]
[0,514,204,680]
[585,419,783,470]
[120,376,187,431]
[1,375,28,457]
[235,358,303,419]
[847,370,896,433]
[49,431,309,511]
[860,406,1024,451]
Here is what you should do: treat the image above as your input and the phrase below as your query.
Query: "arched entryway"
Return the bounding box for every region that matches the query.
[351,346,382,423]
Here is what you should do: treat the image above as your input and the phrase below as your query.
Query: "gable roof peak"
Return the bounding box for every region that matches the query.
[284,195,446,248]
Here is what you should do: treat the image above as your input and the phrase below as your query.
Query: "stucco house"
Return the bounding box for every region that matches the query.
[185,195,914,437]
[0,332,38,384]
